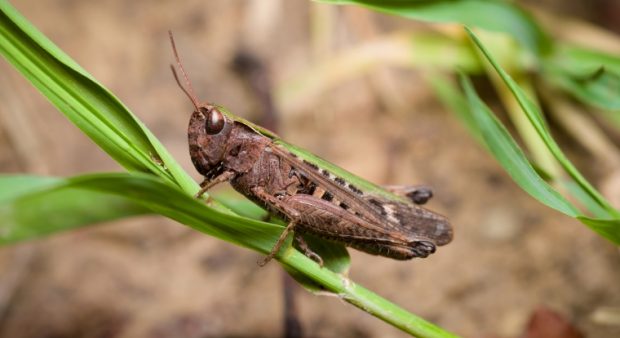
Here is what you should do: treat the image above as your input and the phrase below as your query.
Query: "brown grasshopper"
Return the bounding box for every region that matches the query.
[169,33,452,266]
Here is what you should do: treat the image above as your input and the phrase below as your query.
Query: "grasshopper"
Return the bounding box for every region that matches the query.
[169,33,452,266]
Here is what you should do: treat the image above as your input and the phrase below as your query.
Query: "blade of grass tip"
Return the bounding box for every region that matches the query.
[460,73,580,217]
[0,1,195,191]
[465,26,620,218]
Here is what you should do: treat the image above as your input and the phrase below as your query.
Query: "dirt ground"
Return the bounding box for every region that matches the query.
[1,1,619,337]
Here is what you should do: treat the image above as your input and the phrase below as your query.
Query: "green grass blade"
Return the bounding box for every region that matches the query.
[319,0,550,55]
[0,172,458,338]
[0,1,195,192]
[465,27,620,218]
[47,173,285,252]
[562,180,611,219]
[0,175,151,243]
[0,175,59,201]
[460,74,579,217]
[577,217,620,244]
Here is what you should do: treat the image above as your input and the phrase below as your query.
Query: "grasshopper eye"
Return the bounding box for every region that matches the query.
[201,107,225,135]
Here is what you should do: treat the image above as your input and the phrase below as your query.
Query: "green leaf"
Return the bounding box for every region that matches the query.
[319,0,550,55]
[465,27,620,218]
[460,75,579,217]
[0,175,151,243]
[0,1,196,193]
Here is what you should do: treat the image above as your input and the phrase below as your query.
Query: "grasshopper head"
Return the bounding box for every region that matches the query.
[188,105,235,177]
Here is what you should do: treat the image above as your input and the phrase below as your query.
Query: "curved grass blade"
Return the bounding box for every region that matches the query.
[460,75,579,217]
[465,27,620,218]
[319,0,550,55]
[75,172,456,337]
[0,172,458,338]
[0,1,196,193]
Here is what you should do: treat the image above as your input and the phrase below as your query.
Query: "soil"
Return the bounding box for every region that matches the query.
[0,1,619,337]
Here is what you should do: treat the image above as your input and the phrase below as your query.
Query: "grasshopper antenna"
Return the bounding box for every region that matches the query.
[169,30,201,111]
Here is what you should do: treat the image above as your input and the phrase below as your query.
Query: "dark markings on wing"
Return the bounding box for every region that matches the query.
[322,191,334,201]
[305,182,317,195]
[347,183,363,195]
[368,198,387,216]
[302,160,319,170]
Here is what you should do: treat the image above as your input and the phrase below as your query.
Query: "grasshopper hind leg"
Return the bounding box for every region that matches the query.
[252,187,312,266]
[258,221,297,267]
[294,234,324,267]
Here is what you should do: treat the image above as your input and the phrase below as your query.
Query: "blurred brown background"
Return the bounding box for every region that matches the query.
[0,1,619,337]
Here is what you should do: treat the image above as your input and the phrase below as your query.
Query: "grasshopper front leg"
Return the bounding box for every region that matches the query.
[383,185,433,205]
[195,171,235,198]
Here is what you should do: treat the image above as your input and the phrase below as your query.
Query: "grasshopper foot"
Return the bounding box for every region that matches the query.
[294,234,324,267]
